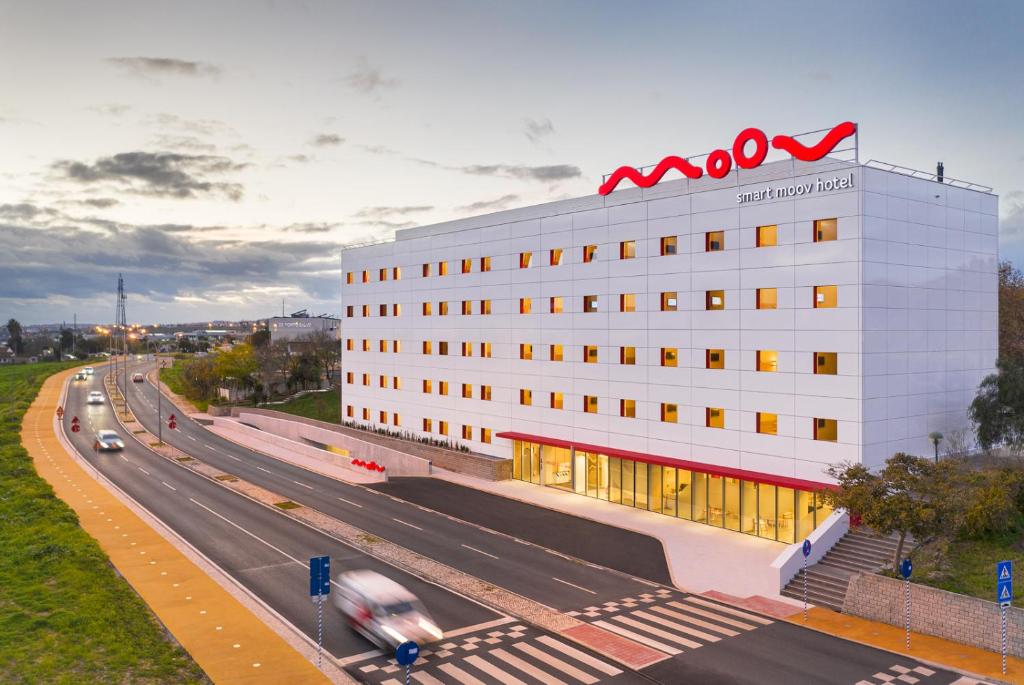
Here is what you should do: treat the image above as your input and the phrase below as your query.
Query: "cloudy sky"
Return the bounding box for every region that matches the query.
[2,1,1022,325]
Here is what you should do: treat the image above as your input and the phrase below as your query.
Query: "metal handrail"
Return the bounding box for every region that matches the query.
[864,160,993,193]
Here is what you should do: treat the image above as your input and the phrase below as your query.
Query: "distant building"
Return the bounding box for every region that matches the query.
[266,313,340,345]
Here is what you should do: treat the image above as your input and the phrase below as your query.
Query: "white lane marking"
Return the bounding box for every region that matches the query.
[461,544,499,560]
[437,663,487,685]
[138,467,150,475]
[256,466,271,473]
[463,655,528,685]
[118,454,129,462]
[668,600,756,630]
[206,445,218,451]
[551,577,596,595]
[337,497,363,508]
[187,435,197,441]
[391,518,422,531]
[635,608,720,642]
[161,481,177,492]
[442,616,516,639]
[535,636,622,676]
[513,642,599,684]
[491,648,568,685]
[189,498,304,565]
[591,619,681,655]
[612,614,702,649]
[683,596,773,625]
[336,649,384,666]
[292,480,314,490]
[650,605,739,637]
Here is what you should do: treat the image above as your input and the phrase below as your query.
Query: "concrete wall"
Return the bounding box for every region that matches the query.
[844,572,1023,656]
[770,509,849,590]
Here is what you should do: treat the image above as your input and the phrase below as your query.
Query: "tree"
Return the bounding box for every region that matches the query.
[6,318,23,355]
[306,330,340,382]
[249,329,271,348]
[213,343,258,389]
[969,357,1024,454]
[999,261,1024,361]
[254,341,289,401]
[178,356,219,402]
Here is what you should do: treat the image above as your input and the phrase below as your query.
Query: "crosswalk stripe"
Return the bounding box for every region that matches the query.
[684,596,774,625]
[668,601,757,630]
[380,680,402,685]
[633,609,721,642]
[650,605,740,637]
[535,636,622,676]
[491,648,569,685]
[464,655,529,685]
[437,662,488,685]
[612,615,703,650]
[514,642,599,684]
[411,671,447,685]
[592,619,682,655]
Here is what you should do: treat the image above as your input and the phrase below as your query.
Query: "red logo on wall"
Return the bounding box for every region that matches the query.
[598,121,857,196]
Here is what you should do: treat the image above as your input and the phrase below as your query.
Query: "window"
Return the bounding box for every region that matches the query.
[438,261,448,276]
[661,403,678,423]
[814,418,838,442]
[706,290,725,310]
[814,218,837,242]
[583,345,598,363]
[757,412,778,435]
[583,395,598,414]
[620,293,636,312]
[461,300,471,315]
[480,256,491,272]
[550,392,563,409]
[479,342,492,358]
[660,292,677,311]
[422,379,432,393]
[550,344,563,361]
[439,381,449,396]
[550,248,563,266]
[379,303,388,317]
[393,376,401,390]
[379,339,388,353]
[422,263,430,277]
[361,373,369,386]
[620,240,636,259]
[423,418,432,432]
[756,288,777,310]
[361,339,370,352]
[362,270,369,283]
[583,295,598,313]
[550,296,564,314]
[756,224,777,247]
[660,236,678,256]
[814,352,838,375]
[346,404,353,418]
[422,340,432,355]
[461,258,472,274]
[756,350,778,372]
[393,340,401,353]
[379,268,388,281]
[583,244,597,263]
[362,408,370,420]
[480,299,492,315]
[392,413,400,427]
[346,272,354,284]
[519,252,532,269]
[462,425,473,440]
[438,341,448,355]
[706,407,725,429]
[520,297,532,314]
[520,389,532,406]
[705,230,724,252]
[620,347,636,365]
[461,341,472,357]
[346,338,354,351]
[439,301,449,316]
[706,349,725,369]
[422,302,432,316]
[480,428,492,444]
[620,399,636,418]
[520,343,533,360]
[461,383,472,399]
[393,266,401,280]
[393,303,401,316]
[379,410,387,424]
[661,347,678,367]
[439,421,448,436]
[481,385,492,401]
[376,377,387,392]
[814,285,838,308]
[345,371,354,384]
[361,304,369,317]
[346,305,353,318]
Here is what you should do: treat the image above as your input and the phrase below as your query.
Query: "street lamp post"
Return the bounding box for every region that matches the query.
[928,432,943,464]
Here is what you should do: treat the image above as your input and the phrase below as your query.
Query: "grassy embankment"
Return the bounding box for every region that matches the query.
[909,529,1021,602]
[0,362,207,685]
[265,390,340,424]
[158,360,209,412]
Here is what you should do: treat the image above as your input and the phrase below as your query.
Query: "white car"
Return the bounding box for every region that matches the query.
[87,390,104,404]
[333,570,443,650]
[94,430,124,451]
[83,366,95,376]
[74,371,87,381]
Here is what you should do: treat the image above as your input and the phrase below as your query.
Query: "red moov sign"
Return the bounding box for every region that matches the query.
[598,121,857,195]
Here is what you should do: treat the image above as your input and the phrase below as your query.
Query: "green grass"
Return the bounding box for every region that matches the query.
[268,390,340,424]
[909,529,1022,602]
[159,362,209,412]
[0,362,208,685]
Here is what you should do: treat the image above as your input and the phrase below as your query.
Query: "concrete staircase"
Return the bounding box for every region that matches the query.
[781,529,904,612]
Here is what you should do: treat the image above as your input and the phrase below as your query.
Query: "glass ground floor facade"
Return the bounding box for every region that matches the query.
[510,439,833,543]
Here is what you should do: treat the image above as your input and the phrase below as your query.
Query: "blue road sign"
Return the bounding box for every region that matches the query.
[802,539,811,558]
[309,555,330,597]
[998,560,1012,582]
[999,581,1013,607]
[395,640,420,666]
[900,558,913,579]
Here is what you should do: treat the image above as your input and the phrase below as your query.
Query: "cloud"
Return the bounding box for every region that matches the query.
[457,163,581,182]
[89,104,132,117]
[0,203,54,220]
[283,222,339,234]
[55,151,247,200]
[287,154,312,163]
[310,133,344,147]
[357,144,400,156]
[149,113,236,137]
[352,205,433,221]
[456,194,521,213]
[345,56,398,94]
[150,134,219,152]
[1002,191,1024,237]
[523,118,555,144]
[107,57,221,78]
[79,198,120,209]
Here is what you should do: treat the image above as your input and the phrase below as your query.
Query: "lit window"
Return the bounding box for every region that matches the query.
[480,299,492,315]
[520,343,533,360]
[362,270,369,283]
[438,261,448,276]
[378,374,387,388]
[661,403,678,423]
[462,383,472,399]
[361,339,369,352]
[361,304,369,317]
[346,404,353,418]
[361,373,369,386]
[620,240,636,260]
[550,392,563,409]
[346,305,353,318]
[346,338,354,351]
[520,389,532,406]
[379,303,388,317]
[379,268,388,281]
[814,418,838,442]
[706,349,725,369]
[461,341,472,357]
[439,301,449,316]
[814,285,837,308]
[661,348,678,367]
[550,248,563,266]
[461,300,471,315]
[481,385,492,401]
[660,236,677,256]
[814,218,837,242]
[422,302,432,316]
[583,345,598,363]
[345,371,354,384]
[756,350,778,372]
[583,395,598,413]
[620,293,636,313]
[480,342,492,358]
[583,295,598,313]
[706,230,724,252]
[422,379,432,393]
[661,292,677,311]
[620,347,636,365]
[520,298,532,314]
[346,272,353,284]
[461,258,472,274]
[620,399,636,418]
[757,412,778,435]
[814,352,838,375]
[422,340,432,355]
[438,341,448,355]
[439,421,448,436]
[379,339,388,353]
[550,296,564,314]
[439,381,448,396]
[392,413,400,426]
[480,256,491,272]
[756,224,778,247]
[462,425,472,440]
[393,377,401,390]
[379,410,387,423]
[756,288,777,310]
[422,263,430,277]
[362,408,370,420]
[480,428,492,444]
[393,266,401,280]
[550,344,563,361]
[706,290,725,310]
[393,303,401,316]
[706,407,725,429]
[423,418,432,432]
[393,340,401,353]
[583,244,597,263]
[519,252,532,269]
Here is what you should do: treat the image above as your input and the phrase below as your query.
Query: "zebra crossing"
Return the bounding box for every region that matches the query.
[855,663,939,684]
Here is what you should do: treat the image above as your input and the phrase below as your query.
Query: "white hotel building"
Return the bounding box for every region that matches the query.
[340,138,998,543]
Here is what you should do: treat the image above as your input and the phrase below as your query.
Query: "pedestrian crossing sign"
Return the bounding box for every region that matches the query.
[998,560,1012,582]
[998,580,1013,607]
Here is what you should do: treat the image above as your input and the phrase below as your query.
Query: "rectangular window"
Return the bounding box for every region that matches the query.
[438,261,448,276]
[379,303,388,317]
[361,373,369,386]
[550,248,563,266]
[705,230,724,252]
[519,252,532,269]
[422,379,432,394]
[706,290,725,310]
[362,270,369,283]
[583,244,597,263]
[362,408,370,420]
[346,305,353,318]
[706,407,725,429]
[480,299,492,315]
[814,352,838,375]
[379,410,387,424]
[660,292,677,311]
[550,296,564,314]
[757,412,778,435]
[620,399,636,418]
[479,342,492,358]
[346,271,354,285]
[439,301,449,316]
[346,404,354,418]
[619,240,636,260]
[660,235,677,256]
[583,395,598,414]
[480,428,492,444]
[422,263,430,277]
[481,385,492,401]
[439,381,449,396]
[439,421,448,436]
[422,302,431,316]
[438,341,448,355]
[756,288,777,310]
[461,300,471,315]
[379,268,388,281]
[814,218,838,242]
[480,256,491,272]
[520,388,532,406]
[661,403,678,423]
[550,392,563,409]
[461,341,472,357]
[393,413,400,427]
[361,339,370,352]
[422,340,432,355]
[393,303,401,317]
[393,376,401,390]
[345,371,354,384]
[379,339,388,353]
[620,347,636,365]
[583,345,598,363]
[756,224,778,247]
[461,383,472,399]
[583,295,598,313]
[706,349,724,369]
[620,293,636,312]
[661,347,678,367]
[461,258,472,274]
[423,418,432,432]
[393,266,401,280]
[462,425,473,440]
[756,350,778,372]
[520,343,533,360]
[393,340,401,353]
[550,344,563,361]
[814,285,838,308]
[361,304,369,317]
[520,298,532,314]
[814,418,838,442]
[346,338,354,351]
